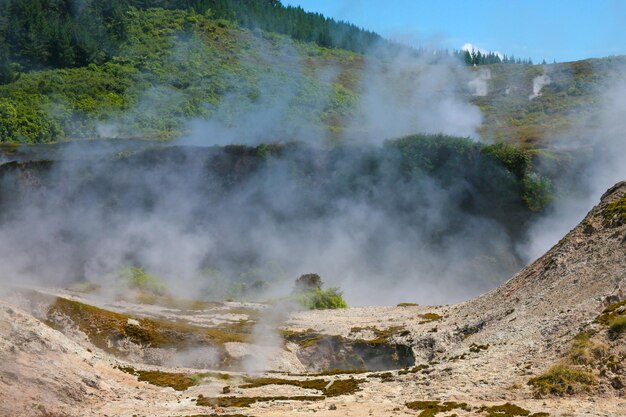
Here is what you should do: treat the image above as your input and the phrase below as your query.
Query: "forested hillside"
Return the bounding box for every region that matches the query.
[0,0,383,79]
[0,0,624,145]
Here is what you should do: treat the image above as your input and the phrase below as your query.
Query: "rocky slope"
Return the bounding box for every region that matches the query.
[1,182,625,416]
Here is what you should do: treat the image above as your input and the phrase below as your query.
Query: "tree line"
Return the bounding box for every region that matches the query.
[456,49,534,66]
[0,0,529,85]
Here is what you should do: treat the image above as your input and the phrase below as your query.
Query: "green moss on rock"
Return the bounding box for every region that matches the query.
[602,196,626,227]
[405,401,468,417]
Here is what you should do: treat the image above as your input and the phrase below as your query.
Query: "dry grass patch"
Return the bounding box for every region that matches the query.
[528,364,596,397]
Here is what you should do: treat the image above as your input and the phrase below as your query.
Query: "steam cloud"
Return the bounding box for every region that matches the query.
[468,68,491,97]
[520,68,626,261]
[0,39,527,309]
[4,32,618,313]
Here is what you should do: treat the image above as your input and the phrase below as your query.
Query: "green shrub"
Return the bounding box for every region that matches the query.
[522,173,554,212]
[294,287,347,310]
[117,266,168,295]
[528,364,596,397]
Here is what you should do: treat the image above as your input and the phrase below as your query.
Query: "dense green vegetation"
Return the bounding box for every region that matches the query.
[0,6,365,143]
[0,0,596,145]
[0,0,381,78]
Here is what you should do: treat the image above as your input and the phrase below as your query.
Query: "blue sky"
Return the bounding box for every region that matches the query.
[281,0,626,63]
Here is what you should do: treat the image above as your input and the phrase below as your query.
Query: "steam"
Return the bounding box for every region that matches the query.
[344,46,483,142]
[468,68,491,96]
[529,72,551,100]
[520,69,626,261]
[0,32,523,309]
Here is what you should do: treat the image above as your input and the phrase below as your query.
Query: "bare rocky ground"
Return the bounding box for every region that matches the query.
[1,182,626,417]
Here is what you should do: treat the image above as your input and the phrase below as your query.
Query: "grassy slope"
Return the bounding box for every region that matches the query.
[473,57,626,144]
[0,7,624,145]
[0,8,361,144]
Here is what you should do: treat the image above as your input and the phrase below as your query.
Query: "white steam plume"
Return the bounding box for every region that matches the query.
[529,73,551,100]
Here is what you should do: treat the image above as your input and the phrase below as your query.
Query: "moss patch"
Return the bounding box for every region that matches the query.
[419,313,442,324]
[478,403,531,416]
[49,296,250,347]
[398,364,429,375]
[117,366,230,391]
[240,376,363,397]
[602,196,626,227]
[348,326,409,343]
[405,401,468,417]
[367,371,394,382]
[528,364,596,397]
[281,330,324,348]
[196,394,324,407]
[43,294,251,368]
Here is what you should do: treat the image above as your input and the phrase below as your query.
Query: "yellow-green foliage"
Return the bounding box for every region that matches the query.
[293,287,348,310]
[528,364,596,397]
[117,266,168,295]
[405,401,468,417]
[602,196,626,227]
